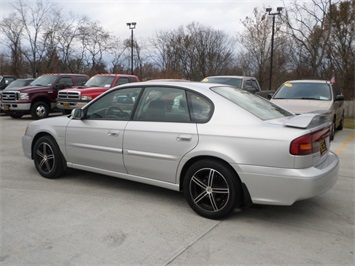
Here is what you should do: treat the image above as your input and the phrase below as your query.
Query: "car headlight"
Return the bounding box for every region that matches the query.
[20,93,29,100]
[81,96,92,101]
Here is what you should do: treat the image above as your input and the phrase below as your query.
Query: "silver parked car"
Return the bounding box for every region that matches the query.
[270,80,345,139]
[22,81,339,219]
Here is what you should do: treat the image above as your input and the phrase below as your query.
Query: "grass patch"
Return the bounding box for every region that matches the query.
[344,117,355,129]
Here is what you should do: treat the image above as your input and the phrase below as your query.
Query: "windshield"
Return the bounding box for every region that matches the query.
[273,82,331,100]
[6,79,31,89]
[84,76,115,88]
[31,75,58,86]
[211,86,292,120]
[202,77,242,88]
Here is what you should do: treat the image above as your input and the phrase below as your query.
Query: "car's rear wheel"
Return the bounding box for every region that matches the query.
[33,136,64,179]
[330,118,336,140]
[31,101,49,119]
[183,159,240,219]
[337,112,344,130]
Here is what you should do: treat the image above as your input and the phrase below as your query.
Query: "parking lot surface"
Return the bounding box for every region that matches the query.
[1,114,354,265]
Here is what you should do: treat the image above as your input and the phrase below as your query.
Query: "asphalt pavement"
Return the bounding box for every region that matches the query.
[0,114,354,265]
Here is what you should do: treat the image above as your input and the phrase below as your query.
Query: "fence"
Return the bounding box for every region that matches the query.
[344,100,355,117]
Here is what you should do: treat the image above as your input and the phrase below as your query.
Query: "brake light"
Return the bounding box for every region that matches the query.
[290,127,331,155]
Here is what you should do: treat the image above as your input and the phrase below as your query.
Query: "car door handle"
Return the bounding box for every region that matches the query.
[176,135,192,142]
[108,130,120,137]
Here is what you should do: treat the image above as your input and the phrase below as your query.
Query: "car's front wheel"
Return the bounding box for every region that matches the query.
[183,159,240,219]
[337,112,344,130]
[31,101,49,119]
[33,136,64,179]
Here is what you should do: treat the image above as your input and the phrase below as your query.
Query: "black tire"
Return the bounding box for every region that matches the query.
[330,118,336,140]
[183,159,240,219]
[33,136,64,179]
[9,112,23,119]
[31,101,49,119]
[62,110,71,115]
[337,113,344,130]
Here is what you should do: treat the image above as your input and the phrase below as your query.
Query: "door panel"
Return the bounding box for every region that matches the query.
[65,86,142,173]
[123,121,198,183]
[65,119,128,173]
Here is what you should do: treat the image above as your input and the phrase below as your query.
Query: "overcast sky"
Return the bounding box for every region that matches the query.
[0,0,295,40]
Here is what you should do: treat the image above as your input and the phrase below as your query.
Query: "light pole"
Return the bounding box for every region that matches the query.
[126,22,137,75]
[266,7,282,90]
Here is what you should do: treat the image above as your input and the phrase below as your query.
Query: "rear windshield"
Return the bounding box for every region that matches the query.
[273,82,331,100]
[202,77,242,88]
[211,86,292,120]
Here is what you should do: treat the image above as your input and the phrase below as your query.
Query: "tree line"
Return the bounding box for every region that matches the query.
[0,0,354,99]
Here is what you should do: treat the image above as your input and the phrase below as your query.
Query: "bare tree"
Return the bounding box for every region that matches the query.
[150,22,235,80]
[77,21,116,75]
[283,0,334,77]
[12,0,57,77]
[326,0,354,99]
[0,13,25,76]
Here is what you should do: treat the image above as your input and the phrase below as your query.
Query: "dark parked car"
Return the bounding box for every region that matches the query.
[3,78,35,89]
[0,75,17,90]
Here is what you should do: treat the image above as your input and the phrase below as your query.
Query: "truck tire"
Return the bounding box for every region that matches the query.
[31,101,49,119]
[10,112,23,119]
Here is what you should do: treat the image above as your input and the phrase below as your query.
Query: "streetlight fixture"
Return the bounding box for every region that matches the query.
[266,7,282,90]
[126,22,137,75]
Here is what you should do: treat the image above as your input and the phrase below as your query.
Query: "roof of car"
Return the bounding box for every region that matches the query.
[284,80,330,84]
[121,81,233,96]
[203,76,255,79]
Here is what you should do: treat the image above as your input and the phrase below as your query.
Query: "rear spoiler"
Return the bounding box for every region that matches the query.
[284,110,332,129]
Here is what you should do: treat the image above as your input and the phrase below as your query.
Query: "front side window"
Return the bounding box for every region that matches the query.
[211,86,291,120]
[31,75,58,86]
[85,87,142,120]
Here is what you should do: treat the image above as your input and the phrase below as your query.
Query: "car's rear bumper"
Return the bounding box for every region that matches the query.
[234,151,339,205]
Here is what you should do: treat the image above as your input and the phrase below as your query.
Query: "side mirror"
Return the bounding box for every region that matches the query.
[71,108,83,119]
[335,95,344,101]
[244,86,257,93]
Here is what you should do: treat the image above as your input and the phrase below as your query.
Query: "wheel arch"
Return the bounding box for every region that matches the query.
[178,155,252,209]
[31,132,67,171]
[31,96,51,110]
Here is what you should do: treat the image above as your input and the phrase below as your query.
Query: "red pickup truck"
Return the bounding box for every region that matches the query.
[57,74,140,113]
[0,73,89,119]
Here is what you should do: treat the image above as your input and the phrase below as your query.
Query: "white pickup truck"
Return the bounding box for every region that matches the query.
[201,75,274,99]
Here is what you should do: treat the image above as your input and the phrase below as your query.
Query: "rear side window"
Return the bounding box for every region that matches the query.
[115,77,129,86]
[211,86,291,120]
[134,86,191,122]
[58,77,74,87]
[77,76,88,86]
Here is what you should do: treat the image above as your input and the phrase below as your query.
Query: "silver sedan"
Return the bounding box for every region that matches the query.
[22,81,339,219]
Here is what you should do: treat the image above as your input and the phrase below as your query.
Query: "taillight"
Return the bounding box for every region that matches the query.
[290,127,331,155]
